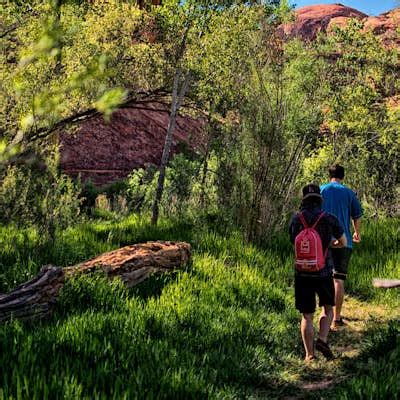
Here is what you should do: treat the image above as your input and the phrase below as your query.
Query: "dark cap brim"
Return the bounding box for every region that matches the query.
[302,193,322,200]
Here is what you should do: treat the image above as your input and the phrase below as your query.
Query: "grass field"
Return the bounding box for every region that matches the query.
[0,216,399,399]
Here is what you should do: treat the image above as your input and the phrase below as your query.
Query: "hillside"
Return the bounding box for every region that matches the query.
[58,4,400,186]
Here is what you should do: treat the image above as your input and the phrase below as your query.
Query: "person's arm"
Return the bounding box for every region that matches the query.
[351,191,362,243]
[330,214,346,248]
[331,233,347,248]
[352,218,361,243]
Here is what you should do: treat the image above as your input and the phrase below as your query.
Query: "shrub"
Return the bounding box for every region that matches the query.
[0,147,82,241]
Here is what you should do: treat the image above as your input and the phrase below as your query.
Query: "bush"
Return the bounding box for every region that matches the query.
[0,166,34,224]
[0,147,82,241]
[80,180,99,210]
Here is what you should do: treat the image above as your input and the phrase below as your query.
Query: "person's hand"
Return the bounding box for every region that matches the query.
[353,232,361,243]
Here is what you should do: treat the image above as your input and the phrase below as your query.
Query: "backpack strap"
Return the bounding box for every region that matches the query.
[311,212,325,229]
[312,211,329,260]
[298,212,308,228]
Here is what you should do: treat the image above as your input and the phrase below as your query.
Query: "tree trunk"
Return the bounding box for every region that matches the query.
[151,69,191,225]
[0,241,191,323]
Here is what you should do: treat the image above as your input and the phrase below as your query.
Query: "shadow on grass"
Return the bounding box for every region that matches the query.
[130,261,194,301]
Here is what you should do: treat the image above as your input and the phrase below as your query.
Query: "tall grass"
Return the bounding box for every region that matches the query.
[0,216,398,398]
[346,218,400,304]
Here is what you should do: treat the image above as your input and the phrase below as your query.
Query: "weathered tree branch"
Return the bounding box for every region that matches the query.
[24,88,169,143]
[0,241,191,323]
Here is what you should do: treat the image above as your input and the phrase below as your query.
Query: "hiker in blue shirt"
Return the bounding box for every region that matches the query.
[320,164,363,329]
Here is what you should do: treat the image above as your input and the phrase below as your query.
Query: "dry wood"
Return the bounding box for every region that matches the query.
[0,241,191,322]
[372,278,400,289]
[0,266,64,322]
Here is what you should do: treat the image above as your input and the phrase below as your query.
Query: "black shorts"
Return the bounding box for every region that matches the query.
[295,275,335,314]
[331,248,352,281]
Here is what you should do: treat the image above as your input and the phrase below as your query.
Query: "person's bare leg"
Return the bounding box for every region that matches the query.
[301,313,315,359]
[318,305,333,343]
[333,279,345,321]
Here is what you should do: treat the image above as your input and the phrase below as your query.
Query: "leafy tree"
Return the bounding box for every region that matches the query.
[150,0,254,225]
[307,20,400,214]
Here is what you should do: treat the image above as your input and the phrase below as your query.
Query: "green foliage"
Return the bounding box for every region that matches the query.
[0,215,398,398]
[164,154,201,214]
[334,321,400,400]
[305,21,400,214]
[0,146,82,240]
[0,3,399,398]
[57,273,129,316]
[94,88,127,121]
[1,0,163,159]
[80,180,98,210]
[0,165,34,223]
[126,166,158,213]
[345,218,400,300]
[126,155,202,217]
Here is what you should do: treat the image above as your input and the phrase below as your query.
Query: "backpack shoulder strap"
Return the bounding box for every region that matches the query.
[311,212,325,229]
[298,212,308,228]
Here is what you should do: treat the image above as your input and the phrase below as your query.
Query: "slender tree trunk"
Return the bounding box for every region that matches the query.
[199,118,213,208]
[151,69,191,225]
[53,0,62,73]
[199,153,209,208]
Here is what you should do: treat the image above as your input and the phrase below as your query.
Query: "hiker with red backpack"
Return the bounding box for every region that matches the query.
[289,184,347,362]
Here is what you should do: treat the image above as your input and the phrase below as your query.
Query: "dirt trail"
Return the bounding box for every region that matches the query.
[281,295,400,399]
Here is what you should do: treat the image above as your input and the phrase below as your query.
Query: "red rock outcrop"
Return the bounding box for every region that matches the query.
[280,4,367,41]
[60,101,205,186]
[363,8,400,47]
[279,4,400,46]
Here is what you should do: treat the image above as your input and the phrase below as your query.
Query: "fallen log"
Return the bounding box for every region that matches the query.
[0,241,191,323]
[372,278,400,289]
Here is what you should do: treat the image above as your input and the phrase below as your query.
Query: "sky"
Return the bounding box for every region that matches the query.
[290,1,397,16]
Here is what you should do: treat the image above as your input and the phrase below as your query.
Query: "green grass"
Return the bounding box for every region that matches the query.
[335,320,400,400]
[0,216,399,399]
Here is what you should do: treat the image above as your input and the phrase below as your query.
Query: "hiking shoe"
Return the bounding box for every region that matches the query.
[315,338,334,360]
[331,318,346,330]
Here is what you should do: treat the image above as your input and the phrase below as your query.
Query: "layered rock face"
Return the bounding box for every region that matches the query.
[60,101,205,186]
[363,8,400,47]
[279,4,400,46]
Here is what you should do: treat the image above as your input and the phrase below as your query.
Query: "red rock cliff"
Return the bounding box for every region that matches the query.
[279,4,400,46]
[60,101,205,186]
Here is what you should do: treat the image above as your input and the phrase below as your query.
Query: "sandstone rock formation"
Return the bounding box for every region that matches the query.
[363,8,400,47]
[279,4,367,41]
[0,241,191,322]
[279,4,400,46]
[59,100,205,186]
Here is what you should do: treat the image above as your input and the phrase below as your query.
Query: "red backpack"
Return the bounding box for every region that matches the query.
[295,212,327,272]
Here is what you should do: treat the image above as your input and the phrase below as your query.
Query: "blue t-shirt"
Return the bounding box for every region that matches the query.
[320,182,362,248]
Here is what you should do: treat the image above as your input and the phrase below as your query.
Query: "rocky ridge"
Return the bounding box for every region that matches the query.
[280,4,400,46]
